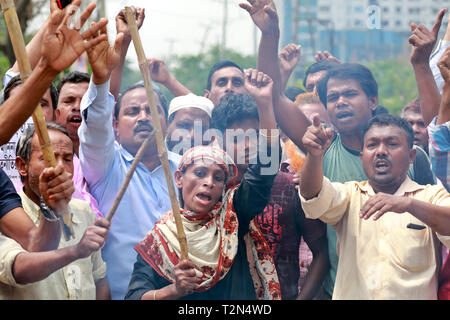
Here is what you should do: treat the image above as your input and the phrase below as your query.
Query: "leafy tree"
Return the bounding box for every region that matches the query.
[170,45,257,96]
[364,55,418,116]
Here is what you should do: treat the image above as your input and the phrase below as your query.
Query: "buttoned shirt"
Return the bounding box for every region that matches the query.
[299,177,450,300]
[78,79,181,299]
[0,191,106,300]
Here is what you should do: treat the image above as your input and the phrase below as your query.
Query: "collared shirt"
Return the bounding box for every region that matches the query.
[0,191,106,300]
[299,177,450,300]
[430,40,450,95]
[78,79,181,300]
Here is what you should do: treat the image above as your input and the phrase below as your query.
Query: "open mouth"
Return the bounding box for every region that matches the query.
[374,159,390,173]
[195,192,213,205]
[68,114,82,125]
[336,111,353,120]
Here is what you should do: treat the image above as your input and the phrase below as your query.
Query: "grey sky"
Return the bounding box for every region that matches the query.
[105,0,259,64]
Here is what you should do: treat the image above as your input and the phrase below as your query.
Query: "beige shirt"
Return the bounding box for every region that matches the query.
[0,191,106,300]
[299,177,450,300]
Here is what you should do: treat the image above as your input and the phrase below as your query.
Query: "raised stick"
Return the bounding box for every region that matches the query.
[106,7,188,260]
[1,0,74,240]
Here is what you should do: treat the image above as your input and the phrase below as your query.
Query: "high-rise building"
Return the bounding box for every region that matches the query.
[276,0,448,65]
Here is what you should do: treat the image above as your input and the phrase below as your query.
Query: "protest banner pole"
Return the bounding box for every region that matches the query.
[1,0,74,240]
[106,7,188,260]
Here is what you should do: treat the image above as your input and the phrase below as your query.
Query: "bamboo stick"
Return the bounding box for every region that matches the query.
[1,0,74,240]
[121,6,189,260]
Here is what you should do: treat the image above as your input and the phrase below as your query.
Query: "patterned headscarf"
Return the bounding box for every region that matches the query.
[135,146,281,299]
[178,146,238,190]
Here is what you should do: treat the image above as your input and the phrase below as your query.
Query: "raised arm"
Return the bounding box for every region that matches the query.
[240,0,310,152]
[148,58,191,97]
[79,17,123,185]
[437,47,450,124]
[110,6,145,100]
[279,43,301,91]
[0,0,108,145]
[233,69,279,224]
[409,8,446,125]
[300,114,334,200]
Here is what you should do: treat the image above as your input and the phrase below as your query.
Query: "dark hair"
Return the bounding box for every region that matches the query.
[57,71,90,93]
[16,122,73,182]
[362,114,414,150]
[4,75,58,110]
[303,60,340,88]
[206,60,243,91]
[373,105,389,116]
[317,63,378,109]
[211,93,259,133]
[114,82,168,120]
[284,86,305,102]
[400,98,421,117]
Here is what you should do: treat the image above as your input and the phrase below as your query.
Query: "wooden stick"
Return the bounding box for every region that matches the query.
[122,6,189,260]
[1,0,74,240]
[105,135,151,221]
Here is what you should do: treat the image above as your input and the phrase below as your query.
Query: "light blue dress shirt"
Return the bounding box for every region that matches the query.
[78,79,181,300]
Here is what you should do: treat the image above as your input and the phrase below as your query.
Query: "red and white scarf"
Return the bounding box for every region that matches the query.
[134,187,281,300]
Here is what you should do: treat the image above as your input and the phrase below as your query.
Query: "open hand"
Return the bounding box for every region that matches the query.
[409,8,446,65]
[86,19,124,85]
[359,193,411,221]
[41,0,108,73]
[239,0,278,34]
[314,50,341,64]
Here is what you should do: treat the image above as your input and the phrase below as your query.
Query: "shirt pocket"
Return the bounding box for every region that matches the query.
[387,226,431,272]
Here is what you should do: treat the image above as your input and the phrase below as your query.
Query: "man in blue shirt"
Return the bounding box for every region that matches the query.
[78,23,181,299]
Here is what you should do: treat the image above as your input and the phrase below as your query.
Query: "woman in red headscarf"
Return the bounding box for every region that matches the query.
[125,69,282,300]
[125,143,281,300]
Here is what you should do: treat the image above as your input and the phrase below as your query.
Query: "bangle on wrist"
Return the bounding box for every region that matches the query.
[39,196,59,222]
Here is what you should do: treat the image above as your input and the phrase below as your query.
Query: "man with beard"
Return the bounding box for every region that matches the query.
[78,20,181,299]
[299,113,450,299]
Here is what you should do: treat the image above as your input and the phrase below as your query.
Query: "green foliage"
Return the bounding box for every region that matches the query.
[291,55,418,116]
[170,45,257,96]
[363,56,418,116]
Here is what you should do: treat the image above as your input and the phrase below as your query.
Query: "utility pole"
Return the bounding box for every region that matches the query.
[221,0,228,59]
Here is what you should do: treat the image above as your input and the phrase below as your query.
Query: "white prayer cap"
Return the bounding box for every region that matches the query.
[168,93,214,119]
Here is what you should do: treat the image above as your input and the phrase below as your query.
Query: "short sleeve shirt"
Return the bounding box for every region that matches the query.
[0,168,22,219]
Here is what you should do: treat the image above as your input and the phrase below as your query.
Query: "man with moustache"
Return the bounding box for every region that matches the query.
[242,0,436,299]
[299,114,450,299]
[78,21,181,299]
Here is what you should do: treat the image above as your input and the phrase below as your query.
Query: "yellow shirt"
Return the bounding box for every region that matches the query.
[0,192,106,300]
[299,177,450,300]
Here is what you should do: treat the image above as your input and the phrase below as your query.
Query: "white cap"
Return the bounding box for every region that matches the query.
[168,93,214,118]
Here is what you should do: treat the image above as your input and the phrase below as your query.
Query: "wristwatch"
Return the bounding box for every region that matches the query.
[39,197,59,222]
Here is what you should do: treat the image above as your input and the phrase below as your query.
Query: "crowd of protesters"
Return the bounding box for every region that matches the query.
[0,0,449,300]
